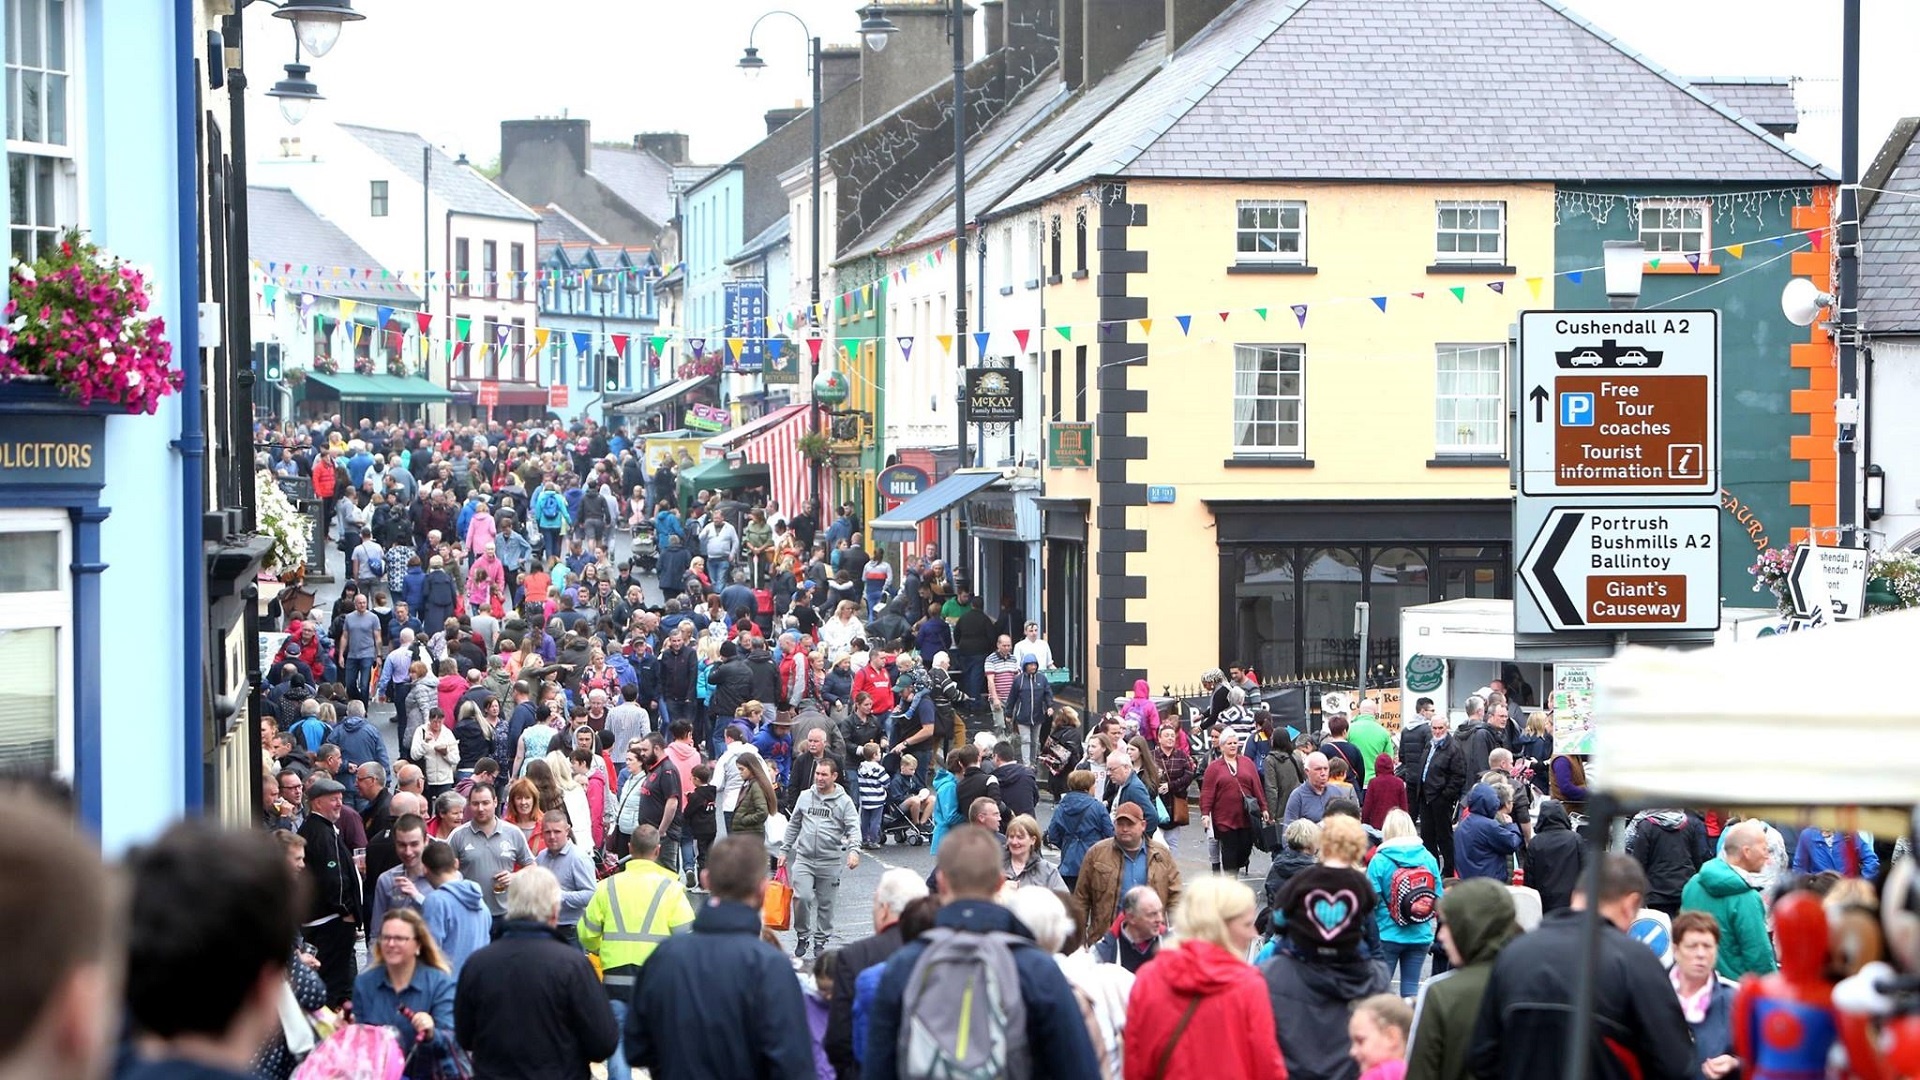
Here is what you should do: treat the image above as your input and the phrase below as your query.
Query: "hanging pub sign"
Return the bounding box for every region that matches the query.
[964,368,1023,423]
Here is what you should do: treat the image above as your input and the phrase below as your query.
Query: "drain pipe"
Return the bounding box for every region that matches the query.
[174,0,207,812]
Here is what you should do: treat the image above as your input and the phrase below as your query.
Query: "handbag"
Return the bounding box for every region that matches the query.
[1156,796,1172,827]
[1170,794,1190,827]
[275,981,316,1059]
[763,810,791,857]
[763,866,794,931]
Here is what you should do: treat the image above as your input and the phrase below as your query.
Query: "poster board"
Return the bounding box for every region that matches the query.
[643,437,703,475]
[1549,660,1603,756]
[1362,686,1402,734]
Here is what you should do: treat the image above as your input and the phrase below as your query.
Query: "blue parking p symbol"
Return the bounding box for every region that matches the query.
[1559,392,1595,427]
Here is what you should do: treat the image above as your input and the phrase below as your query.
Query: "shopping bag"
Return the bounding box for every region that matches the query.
[1170,794,1190,827]
[763,866,794,931]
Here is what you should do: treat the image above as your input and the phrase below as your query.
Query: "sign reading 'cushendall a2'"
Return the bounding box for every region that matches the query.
[1517,506,1721,632]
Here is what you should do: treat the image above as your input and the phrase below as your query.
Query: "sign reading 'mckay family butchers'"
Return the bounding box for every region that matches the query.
[964,368,1023,423]
[0,414,106,487]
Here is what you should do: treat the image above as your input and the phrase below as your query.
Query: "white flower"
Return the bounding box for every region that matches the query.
[125,370,141,387]
[15,265,34,283]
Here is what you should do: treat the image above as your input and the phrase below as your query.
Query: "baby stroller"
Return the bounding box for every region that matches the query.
[878,753,931,847]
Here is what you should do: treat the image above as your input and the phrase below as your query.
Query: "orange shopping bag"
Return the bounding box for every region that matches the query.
[763,866,794,931]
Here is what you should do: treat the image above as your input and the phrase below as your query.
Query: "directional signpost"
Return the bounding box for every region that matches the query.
[1515,311,1721,640]
[1787,543,1869,624]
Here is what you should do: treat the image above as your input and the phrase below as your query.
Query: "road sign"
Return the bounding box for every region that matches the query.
[1788,543,1868,621]
[476,380,499,408]
[1516,504,1721,632]
[1519,311,1718,496]
[548,383,569,410]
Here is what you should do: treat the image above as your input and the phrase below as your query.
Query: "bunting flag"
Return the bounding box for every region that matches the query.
[348,268,359,280]
[1568,270,1584,284]
[533,328,550,355]
[1449,287,1466,302]
[1254,307,1268,321]
[650,335,668,357]
[1525,277,1543,299]
[495,324,511,345]
[415,311,432,334]
[613,334,631,358]
[263,284,280,311]
[1773,235,1786,247]
[338,300,358,322]
[375,306,394,328]
[1809,229,1825,252]
[1055,325,1072,342]
[1217,311,1230,322]
[689,338,706,359]
[806,337,825,362]
[1137,319,1152,336]
[1291,304,1308,328]
[1371,296,1388,312]
[1176,315,1191,336]
[1727,243,1745,259]
[766,338,786,365]
[353,325,367,345]
[454,316,472,341]
[1649,258,1662,269]
[1685,254,1701,271]
[1013,329,1031,353]
[726,337,744,363]
[973,331,991,357]
[861,284,872,305]
[1486,281,1505,295]
[897,336,915,362]
[936,247,946,264]
[936,334,954,356]
[572,332,592,357]
[1411,292,1425,299]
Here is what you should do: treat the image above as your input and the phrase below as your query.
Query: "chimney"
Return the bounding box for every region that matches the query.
[1165,0,1233,53]
[1083,0,1163,86]
[982,0,1005,53]
[636,132,690,163]
[501,118,591,177]
[859,2,974,125]
[1003,0,1060,82]
[819,45,861,102]
[1059,0,1084,90]
[765,107,807,135]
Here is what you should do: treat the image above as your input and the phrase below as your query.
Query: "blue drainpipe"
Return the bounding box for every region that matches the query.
[174,0,206,812]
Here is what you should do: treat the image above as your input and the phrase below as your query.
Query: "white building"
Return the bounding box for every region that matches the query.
[1861,118,1920,548]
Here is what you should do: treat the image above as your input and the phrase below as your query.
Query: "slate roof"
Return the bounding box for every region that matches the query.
[1690,78,1800,134]
[587,143,675,228]
[337,123,539,222]
[247,186,421,303]
[533,204,607,246]
[729,214,790,266]
[998,0,1829,212]
[1861,119,1920,335]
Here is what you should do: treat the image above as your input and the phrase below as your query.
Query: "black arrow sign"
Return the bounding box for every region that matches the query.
[1529,385,1548,422]
[1533,512,1584,627]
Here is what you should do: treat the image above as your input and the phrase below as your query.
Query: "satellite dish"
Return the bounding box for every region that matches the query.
[1781,277,1832,327]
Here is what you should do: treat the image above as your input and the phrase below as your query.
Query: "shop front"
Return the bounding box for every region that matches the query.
[1208,499,1511,685]
[449,379,552,424]
[608,374,718,434]
[1038,498,1089,696]
[963,486,1042,633]
[296,370,455,422]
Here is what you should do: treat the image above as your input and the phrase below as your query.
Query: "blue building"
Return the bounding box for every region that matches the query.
[533,205,660,424]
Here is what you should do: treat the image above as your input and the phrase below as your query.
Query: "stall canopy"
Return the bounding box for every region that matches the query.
[703,403,811,516]
[870,468,1003,542]
[677,457,770,506]
[1596,606,1920,828]
[608,374,712,414]
[304,371,454,403]
[449,380,549,407]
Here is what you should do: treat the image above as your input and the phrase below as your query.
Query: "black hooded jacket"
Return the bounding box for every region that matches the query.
[1527,801,1585,912]
[1264,954,1389,1080]
[1626,809,1711,908]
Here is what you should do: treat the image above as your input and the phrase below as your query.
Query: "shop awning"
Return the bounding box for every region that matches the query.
[304,370,455,403]
[608,374,712,414]
[677,456,771,506]
[450,380,551,407]
[871,468,1003,541]
[703,403,811,516]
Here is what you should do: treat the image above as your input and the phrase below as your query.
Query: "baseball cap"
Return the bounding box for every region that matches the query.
[1112,801,1145,823]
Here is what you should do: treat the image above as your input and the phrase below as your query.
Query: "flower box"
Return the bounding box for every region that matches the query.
[0,230,182,414]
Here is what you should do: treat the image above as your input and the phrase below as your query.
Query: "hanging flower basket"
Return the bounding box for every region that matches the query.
[284,366,308,386]
[313,355,339,375]
[386,357,409,378]
[256,469,307,578]
[1750,545,1920,615]
[353,356,375,375]
[0,229,181,414]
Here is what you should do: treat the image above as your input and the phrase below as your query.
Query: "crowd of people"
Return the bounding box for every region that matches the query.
[6,412,1913,1080]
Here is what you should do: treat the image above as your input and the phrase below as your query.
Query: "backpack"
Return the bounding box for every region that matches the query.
[291,1022,406,1080]
[1387,862,1440,927]
[367,548,386,577]
[755,588,774,615]
[898,927,1032,1080]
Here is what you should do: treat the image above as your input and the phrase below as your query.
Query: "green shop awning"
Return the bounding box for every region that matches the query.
[677,456,770,507]
[305,371,455,403]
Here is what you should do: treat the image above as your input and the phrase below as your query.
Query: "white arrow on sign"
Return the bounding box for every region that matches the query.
[1517,506,1722,632]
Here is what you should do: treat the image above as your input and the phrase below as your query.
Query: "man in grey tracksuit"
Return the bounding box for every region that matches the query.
[779,755,861,958]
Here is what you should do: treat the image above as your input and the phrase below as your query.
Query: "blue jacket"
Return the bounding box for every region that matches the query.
[420,878,492,978]
[351,963,456,1079]
[1686,976,1739,1077]
[402,566,427,612]
[1044,791,1113,879]
[863,898,1100,1080]
[1792,830,1880,878]
[326,715,391,778]
[928,770,959,854]
[1112,773,1158,839]
[1367,835,1444,945]
[1453,783,1523,881]
[627,900,815,1079]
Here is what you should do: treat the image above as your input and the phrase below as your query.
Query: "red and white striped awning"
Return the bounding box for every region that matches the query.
[702,403,813,518]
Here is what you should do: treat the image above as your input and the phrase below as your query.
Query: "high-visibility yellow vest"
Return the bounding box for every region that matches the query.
[577,859,694,991]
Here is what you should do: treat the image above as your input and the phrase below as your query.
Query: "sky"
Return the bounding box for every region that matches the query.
[243,0,1920,176]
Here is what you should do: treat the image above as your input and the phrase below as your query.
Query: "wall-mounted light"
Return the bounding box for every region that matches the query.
[272,0,364,59]
[1781,277,1833,327]
[1867,463,1886,521]
[1602,240,1645,310]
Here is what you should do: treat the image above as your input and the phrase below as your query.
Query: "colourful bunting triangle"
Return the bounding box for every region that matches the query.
[339,300,358,322]
[726,337,744,363]
[1568,271,1584,284]
[1411,291,1425,299]
[898,336,915,362]
[1254,307,1268,321]
[533,328,550,354]
[1649,258,1661,269]
[650,335,668,357]
[689,338,706,358]
[1371,296,1388,312]
[936,334,954,356]
[1137,319,1152,336]
[1525,277,1543,299]
[1013,329,1031,353]
[1176,315,1191,336]
[1218,311,1230,322]
[1056,325,1072,342]
[1685,254,1701,271]
[973,331,991,357]
[806,337,824,362]
[415,312,432,334]
[1448,287,1465,302]
[454,315,471,341]
[1726,243,1745,259]
[572,332,592,356]
[1486,281,1504,294]
[611,334,629,358]
[1291,304,1308,328]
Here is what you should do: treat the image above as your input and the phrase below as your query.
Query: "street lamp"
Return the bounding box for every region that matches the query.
[859,5,899,51]
[1601,240,1645,310]
[272,0,365,58]
[740,8,827,510]
[264,59,323,125]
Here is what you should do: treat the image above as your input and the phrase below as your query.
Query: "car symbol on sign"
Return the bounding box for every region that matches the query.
[1567,349,1605,367]
[1615,349,1652,366]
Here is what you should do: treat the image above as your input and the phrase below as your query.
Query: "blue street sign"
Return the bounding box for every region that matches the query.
[1559,391,1595,427]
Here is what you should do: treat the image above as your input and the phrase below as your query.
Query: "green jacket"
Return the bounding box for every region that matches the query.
[1407,879,1519,1080]
[1349,715,1396,782]
[1681,857,1777,979]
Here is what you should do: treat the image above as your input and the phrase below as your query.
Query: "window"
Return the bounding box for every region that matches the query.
[1073,345,1087,423]
[510,243,524,302]
[1074,212,1087,275]
[0,511,71,778]
[481,319,498,379]
[482,241,498,298]
[1434,344,1505,455]
[1049,347,1062,422]
[1235,200,1305,265]
[7,0,78,261]
[369,180,388,217]
[1232,344,1305,455]
[454,238,470,296]
[1434,200,1504,264]
[998,225,1013,291]
[1639,200,1709,262]
[511,320,526,380]
[1025,218,1042,286]
[1048,214,1061,280]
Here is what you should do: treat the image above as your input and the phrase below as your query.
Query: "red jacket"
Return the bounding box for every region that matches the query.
[1199,755,1268,831]
[852,663,895,714]
[1361,773,1409,830]
[1123,940,1288,1080]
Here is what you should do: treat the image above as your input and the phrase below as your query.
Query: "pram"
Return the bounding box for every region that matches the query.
[877,751,932,847]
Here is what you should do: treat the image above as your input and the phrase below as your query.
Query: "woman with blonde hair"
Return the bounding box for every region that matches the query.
[352,908,457,1079]
[1368,807,1443,997]
[1003,813,1065,891]
[1123,876,1287,1079]
[544,747,593,854]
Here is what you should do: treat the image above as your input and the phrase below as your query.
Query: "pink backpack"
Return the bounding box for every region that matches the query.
[291,1023,406,1080]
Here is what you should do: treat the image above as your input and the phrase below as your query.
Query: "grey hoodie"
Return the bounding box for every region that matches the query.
[782,784,859,863]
